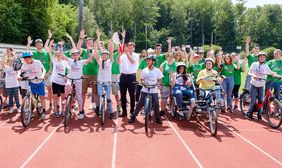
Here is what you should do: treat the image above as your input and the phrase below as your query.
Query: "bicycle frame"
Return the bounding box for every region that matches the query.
[256,86,273,110]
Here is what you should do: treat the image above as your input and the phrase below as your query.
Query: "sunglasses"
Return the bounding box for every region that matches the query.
[198,53,204,54]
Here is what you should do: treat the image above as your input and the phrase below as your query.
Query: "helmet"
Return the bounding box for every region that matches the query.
[176,62,187,68]
[21,51,33,58]
[70,48,80,54]
[205,58,214,64]
[101,49,109,55]
[258,52,267,57]
[146,55,156,61]
[35,39,43,44]
[13,58,23,71]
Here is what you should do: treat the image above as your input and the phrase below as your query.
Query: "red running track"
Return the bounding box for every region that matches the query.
[0,96,281,168]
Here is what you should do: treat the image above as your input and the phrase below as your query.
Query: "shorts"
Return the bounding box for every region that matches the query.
[30,81,45,96]
[161,85,171,99]
[82,75,97,95]
[52,82,65,96]
[44,75,52,87]
[111,74,120,95]
[232,84,241,98]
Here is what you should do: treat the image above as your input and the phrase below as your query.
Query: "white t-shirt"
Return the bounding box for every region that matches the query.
[21,60,45,84]
[140,67,163,93]
[67,58,87,79]
[4,66,19,88]
[98,59,112,82]
[119,52,139,74]
[50,59,69,85]
[249,62,273,87]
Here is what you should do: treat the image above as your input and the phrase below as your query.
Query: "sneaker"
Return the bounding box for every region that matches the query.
[110,113,114,119]
[159,110,165,116]
[54,111,60,118]
[119,111,127,117]
[156,117,163,124]
[128,115,136,123]
[78,112,85,120]
[140,110,145,116]
[40,112,46,120]
[178,110,184,117]
[17,108,21,113]
[89,103,95,110]
[9,108,14,114]
[60,111,65,117]
[95,107,100,116]
[49,103,53,110]
[258,115,262,121]
[233,105,238,110]
[245,113,254,120]
[227,107,232,113]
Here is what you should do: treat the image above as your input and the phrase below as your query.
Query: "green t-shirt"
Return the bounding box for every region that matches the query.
[138,58,147,70]
[234,63,243,85]
[33,50,51,72]
[267,59,282,82]
[190,63,204,82]
[155,54,166,68]
[112,52,120,74]
[247,54,258,68]
[213,63,220,72]
[161,61,177,87]
[220,64,236,77]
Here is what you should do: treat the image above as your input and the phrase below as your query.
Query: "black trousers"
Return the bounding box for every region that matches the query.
[119,73,136,114]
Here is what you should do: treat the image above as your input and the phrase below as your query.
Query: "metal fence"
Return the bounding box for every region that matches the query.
[0,43,36,58]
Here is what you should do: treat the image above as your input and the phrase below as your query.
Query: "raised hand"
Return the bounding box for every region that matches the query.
[79,29,85,39]
[108,40,114,53]
[66,33,72,40]
[27,36,33,45]
[48,30,52,39]
[167,37,173,43]
[96,29,101,38]
[121,31,126,39]
[246,35,251,44]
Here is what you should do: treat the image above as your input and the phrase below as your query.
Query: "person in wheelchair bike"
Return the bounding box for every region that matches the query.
[171,62,195,117]
[196,58,224,109]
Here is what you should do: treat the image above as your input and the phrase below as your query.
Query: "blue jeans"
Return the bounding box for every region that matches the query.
[222,77,234,108]
[248,85,264,116]
[173,85,193,109]
[133,91,160,118]
[244,75,252,90]
[265,81,282,100]
[7,87,20,108]
[97,83,113,114]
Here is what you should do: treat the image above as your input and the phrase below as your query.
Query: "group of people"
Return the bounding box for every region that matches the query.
[0,30,281,124]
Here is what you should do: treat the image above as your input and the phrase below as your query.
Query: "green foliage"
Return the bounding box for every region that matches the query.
[262,47,276,61]
[201,45,222,55]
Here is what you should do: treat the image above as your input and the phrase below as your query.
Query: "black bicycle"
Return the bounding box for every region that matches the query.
[58,74,87,127]
[20,78,43,127]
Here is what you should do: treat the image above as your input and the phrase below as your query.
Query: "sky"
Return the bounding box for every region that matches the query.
[231,0,282,8]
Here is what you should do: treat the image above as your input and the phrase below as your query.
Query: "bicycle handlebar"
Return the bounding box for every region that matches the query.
[58,73,88,81]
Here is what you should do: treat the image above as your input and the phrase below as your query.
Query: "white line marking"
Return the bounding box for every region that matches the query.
[111,112,119,168]
[0,121,7,127]
[20,121,62,168]
[165,116,203,168]
[220,121,282,166]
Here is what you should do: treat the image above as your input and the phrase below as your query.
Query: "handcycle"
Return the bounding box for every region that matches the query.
[240,76,282,128]
[192,74,225,136]
[91,81,116,125]
[20,77,44,127]
[58,74,87,127]
[134,82,159,133]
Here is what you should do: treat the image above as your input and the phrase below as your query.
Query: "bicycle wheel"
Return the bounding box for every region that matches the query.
[100,97,105,126]
[64,95,72,127]
[0,96,2,112]
[170,97,177,119]
[208,107,218,136]
[21,95,32,127]
[266,98,282,129]
[145,97,150,133]
[240,92,251,116]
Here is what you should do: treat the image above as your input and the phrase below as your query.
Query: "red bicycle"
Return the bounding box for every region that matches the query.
[240,78,282,128]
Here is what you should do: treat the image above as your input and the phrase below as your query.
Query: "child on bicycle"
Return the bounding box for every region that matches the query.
[46,40,70,118]
[197,58,224,107]
[63,48,93,120]
[246,52,277,121]
[128,55,164,124]
[170,62,195,117]
[20,51,47,119]
[93,41,114,119]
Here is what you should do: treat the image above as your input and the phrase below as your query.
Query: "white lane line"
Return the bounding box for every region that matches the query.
[111,112,119,168]
[165,116,203,168]
[20,121,62,168]
[220,122,282,166]
[0,121,7,127]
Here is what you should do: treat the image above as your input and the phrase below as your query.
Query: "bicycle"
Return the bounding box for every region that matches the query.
[240,77,282,128]
[58,74,87,127]
[20,77,43,127]
[91,81,115,126]
[135,82,159,133]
